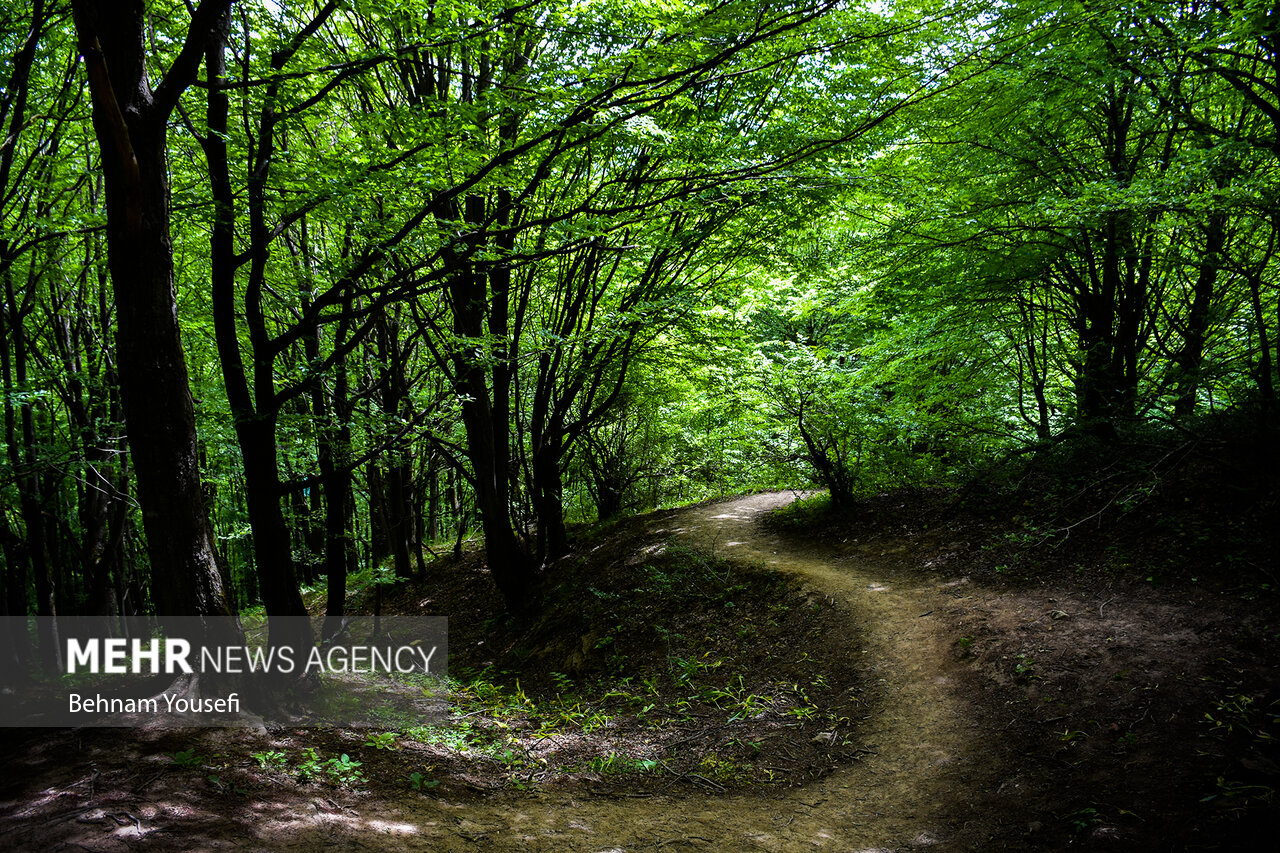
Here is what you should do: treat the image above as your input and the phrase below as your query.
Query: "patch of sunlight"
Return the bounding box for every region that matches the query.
[364,818,420,835]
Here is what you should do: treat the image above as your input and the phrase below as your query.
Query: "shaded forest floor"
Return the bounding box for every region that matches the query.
[761,427,1280,849]
[1,430,1278,850]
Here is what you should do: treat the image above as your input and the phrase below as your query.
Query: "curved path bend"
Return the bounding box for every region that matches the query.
[5,493,999,852]
[323,493,991,852]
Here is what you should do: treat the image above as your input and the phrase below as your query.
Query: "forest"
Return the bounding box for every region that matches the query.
[1,0,1278,850]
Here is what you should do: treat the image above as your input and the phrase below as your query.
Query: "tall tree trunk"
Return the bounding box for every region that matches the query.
[445,195,533,611]
[1248,267,1276,417]
[1174,212,1227,419]
[70,1,239,642]
[531,433,569,563]
[367,463,390,566]
[236,416,310,648]
[426,450,441,543]
[455,366,532,609]
[374,309,414,580]
[199,3,309,652]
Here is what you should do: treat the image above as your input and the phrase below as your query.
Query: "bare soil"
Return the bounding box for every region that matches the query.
[0,488,1276,851]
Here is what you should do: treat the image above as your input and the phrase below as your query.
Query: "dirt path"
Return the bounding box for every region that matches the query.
[336,492,988,852]
[0,491,1029,850]
[230,492,987,852]
[7,492,1001,852]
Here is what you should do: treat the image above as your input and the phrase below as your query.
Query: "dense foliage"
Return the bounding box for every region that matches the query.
[1,0,1276,672]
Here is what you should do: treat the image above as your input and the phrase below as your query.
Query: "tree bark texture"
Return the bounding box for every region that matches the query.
[70,0,238,633]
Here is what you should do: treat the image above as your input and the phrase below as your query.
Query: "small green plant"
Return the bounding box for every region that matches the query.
[781,682,820,721]
[324,753,364,786]
[408,771,439,791]
[671,652,722,686]
[296,747,322,782]
[586,752,660,775]
[1066,806,1101,833]
[485,737,534,770]
[169,749,203,769]
[405,722,476,751]
[579,708,613,733]
[251,750,287,770]
[704,675,770,722]
[1014,654,1039,680]
[549,671,574,695]
[1058,729,1087,743]
[697,753,747,783]
[364,731,400,750]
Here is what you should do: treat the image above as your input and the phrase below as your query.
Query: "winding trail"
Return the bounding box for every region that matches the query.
[311,493,992,851]
[4,492,1001,852]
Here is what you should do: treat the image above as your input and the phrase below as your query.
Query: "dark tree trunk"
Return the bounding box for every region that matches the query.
[320,457,353,641]
[374,309,414,580]
[447,465,466,558]
[531,428,569,563]
[198,3,309,652]
[1248,267,1276,417]
[64,260,130,632]
[0,0,59,671]
[1013,285,1053,441]
[795,405,854,506]
[306,485,324,571]
[70,1,239,643]
[236,417,311,648]
[318,359,354,641]
[1174,212,1227,419]
[412,466,429,577]
[368,463,390,566]
[386,458,414,580]
[455,370,532,609]
[0,515,33,683]
[445,195,534,611]
[289,487,315,586]
[426,451,441,542]
[1068,83,1151,434]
